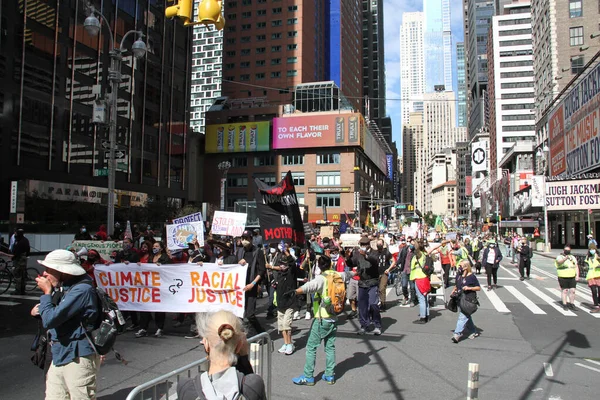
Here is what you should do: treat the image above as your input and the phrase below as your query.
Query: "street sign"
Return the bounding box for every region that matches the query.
[101,140,110,149]
[104,150,126,160]
[94,168,109,177]
[396,204,406,209]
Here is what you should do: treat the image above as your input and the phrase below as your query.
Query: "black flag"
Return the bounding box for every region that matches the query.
[254,171,305,245]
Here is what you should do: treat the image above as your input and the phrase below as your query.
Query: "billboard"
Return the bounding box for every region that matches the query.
[548,61,600,176]
[205,121,270,153]
[545,179,600,211]
[386,154,394,181]
[471,140,487,173]
[272,113,363,149]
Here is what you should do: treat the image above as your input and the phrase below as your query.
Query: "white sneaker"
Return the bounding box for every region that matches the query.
[278,344,288,353]
[285,343,295,355]
[155,329,164,338]
[134,329,147,338]
[293,311,300,320]
[305,311,311,320]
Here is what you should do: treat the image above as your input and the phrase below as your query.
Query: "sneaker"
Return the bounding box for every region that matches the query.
[568,303,576,310]
[487,286,492,291]
[412,318,427,325]
[284,344,295,355]
[293,311,300,320]
[135,329,147,338]
[347,310,358,319]
[305,311,311,320]
[372,327,382,336]
[452,334,461,343]
[519,277,525,281]
[292,375,315,386]
[590,307,600,313]
[278,344,288,353]
[402,299,409,306]
[154,329,164,338]
[321,375,336,385]
[563,304,569,311]
[173,321,183,328]
[357,327,367,335]
[468,332,481,339]
[125,324,139,332]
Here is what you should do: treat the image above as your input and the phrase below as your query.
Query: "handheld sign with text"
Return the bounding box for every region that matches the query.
[254,171,305,245]
[339,234,361,248]
[72,240,122,259]
[173,211,204,224]
[166,221,205,250]
[211,211,248,237]
[94,263,247,317]
[320,226,334,238]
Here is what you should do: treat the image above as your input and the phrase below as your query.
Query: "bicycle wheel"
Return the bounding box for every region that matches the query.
[0,267,12,295]
[394,277,402,297]
[25,268,40,293]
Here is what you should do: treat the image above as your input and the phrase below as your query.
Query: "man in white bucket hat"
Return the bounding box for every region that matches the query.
[30,249,100,399]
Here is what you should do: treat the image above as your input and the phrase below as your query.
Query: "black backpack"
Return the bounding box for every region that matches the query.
[419,255,435,277]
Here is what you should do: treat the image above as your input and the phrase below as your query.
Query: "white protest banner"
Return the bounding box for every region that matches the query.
[166,221,205,250]
[94,263,247,317]
[211,211,247,237]
[72,240,123,258]
[173,211,204,224]
[339,233,361,248]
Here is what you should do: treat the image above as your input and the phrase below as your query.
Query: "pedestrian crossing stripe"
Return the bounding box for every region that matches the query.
[575,359,600,374]
[524,284,576,316]
[504,286,546,315]
[481,288,511,313]
[545,288,600,319]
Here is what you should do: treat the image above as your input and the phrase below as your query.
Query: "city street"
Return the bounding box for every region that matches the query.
[1,249,599,400]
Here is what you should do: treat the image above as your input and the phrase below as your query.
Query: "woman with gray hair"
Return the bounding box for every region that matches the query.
[177,311,266,400]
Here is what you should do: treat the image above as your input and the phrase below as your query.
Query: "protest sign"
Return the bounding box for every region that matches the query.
[72,240,122,259]
[211,211,247,237]
[388,220,399,234]
[173,211,204,224]
[254,171,305,245]
[303,223,314,237]
[166,221,205,250]
[339,233,361,248]
[94,263,247,317]
[320,226,334,238]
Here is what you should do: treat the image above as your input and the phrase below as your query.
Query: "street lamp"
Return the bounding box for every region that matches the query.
[369,183,374,230]
[85,6,146,237]
[218,161,231,211]
[536,145,550,252]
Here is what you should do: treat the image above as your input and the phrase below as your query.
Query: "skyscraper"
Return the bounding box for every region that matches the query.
[402,113,424,206]
[400,12,425,126]
[362,0,387,121]
[456,42,467,127]
[423,0,453,92]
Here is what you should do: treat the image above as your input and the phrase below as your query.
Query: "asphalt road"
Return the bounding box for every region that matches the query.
[1,248,599,400]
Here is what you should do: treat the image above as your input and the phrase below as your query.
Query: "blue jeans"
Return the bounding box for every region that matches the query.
[454,308,476,335]
[358,285,381,329]
[415,282,429,318]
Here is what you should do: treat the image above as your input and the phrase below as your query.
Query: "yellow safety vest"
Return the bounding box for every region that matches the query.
[455,247,468,264]
[585,257,600,281]
[555,256,577,278]
[410,253,427,281]
[313,272,332,319]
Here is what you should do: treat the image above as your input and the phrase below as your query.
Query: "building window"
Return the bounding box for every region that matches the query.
[227,13,237,20]
[242,0,252,5]
[272,20,282,27]
[286,70,297,77]
[569,26,584,46]
[500,81,534,89]
[281,172,305,186]
[239,74,250,81]
[271,33,282,39]
[241,36,251,43]
[316,171,341,186]
[287,31,298,38]
[316,194,341,208]
[256,22,266,28]
[271,58,281,65]
[227,174,248,187]
[241,49,251,56]
[256,35,266,41]
[226,38,236,45]
[499,39,532,46]
[256,47,266,54]
[288,5,298,11]
[271,45,282,52]
[271,71,281,78]
[287,57,297,63]
[282,154,304,165]
[229,157,248,167]
[225,63,235,69]
[256,175,277,185]
[287,44,298,51]
[500,71,534,78]
[240,61,250,68]
[256,60,266,66]
[287,18,297,25]
[316,153,340,164]
[571,55,585,74]
[272,7,282,14]
[255,72,265,80]
[569,0,582,17]
[254,155,275,166]
[297,193,305,204]
[242,11,252,18]
[257,9,266,16]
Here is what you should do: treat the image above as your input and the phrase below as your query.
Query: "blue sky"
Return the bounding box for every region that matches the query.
[383,0,465,149]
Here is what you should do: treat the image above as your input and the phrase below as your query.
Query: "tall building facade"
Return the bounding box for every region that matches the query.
[189,1,224,134]
[400,12,425,125]
[423,0,453,92]
[402,113,423,206]
[0,0,193,221]
[221,1,326,105]
[455,141,470,218]
[463,0,495,140]
[531,0,600,147]
[489,2,535,183]
[457,42,467,127]
[362,0,386,121]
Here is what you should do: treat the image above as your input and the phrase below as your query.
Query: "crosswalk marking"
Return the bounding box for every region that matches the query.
[530,265,592,296]
[525,285,576,316]
[575,363,600,374]
[586,359,600,367]
[504,286,546,314]
[545,288,600,319]
[482,288,511,313]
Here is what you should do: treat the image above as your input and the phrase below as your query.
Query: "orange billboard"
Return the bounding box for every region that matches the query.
[272,113,363,149]
[549,105,566,176]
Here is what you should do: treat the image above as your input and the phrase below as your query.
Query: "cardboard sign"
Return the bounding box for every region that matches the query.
[173,212,204,224]
[72,240,123,259]
[320,226,334,238]
[166,221,205,250]
[339,233,361,248]
[94,263,247,317]
[211,211,247,237]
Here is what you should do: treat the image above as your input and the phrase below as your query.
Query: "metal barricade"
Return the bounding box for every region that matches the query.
[125,332,272,400]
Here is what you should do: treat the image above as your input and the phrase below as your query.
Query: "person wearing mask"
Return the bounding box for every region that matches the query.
[115,238,140,264]
[472,236,483,274]
[353,236,382,335]
[511,234,520,264]
[430,240,452,288]
[80,249,109,287]
[136,241,172,338]
[4,229,30,295]
[588,234,598,248]
[94,225,108,241]
[291,255,354,386]
[113,222,124,241]
[331,246,346,273]
[344,248,359,319]
[74,225,92,241]
[272,252,298,355]
[397,237,414,306]
[234,230,266,337]
[410,239,430,324]
[555,245,579,311]
[138,240,152,263]
[177,311,266,400]
[481,241,503,291]
[187,239,210,264]
[585,244,600,313]
[309,234,324,255]
[141,225,156,244]
[265,242,282,319]
[252,229,263,247]
[517,238,532,281]
[451,261,481,343]
[375,239,395,311]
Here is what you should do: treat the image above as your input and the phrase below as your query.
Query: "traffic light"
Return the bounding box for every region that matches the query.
[165,0,193,25]
[198,0,225,30]
[408,205,414,211]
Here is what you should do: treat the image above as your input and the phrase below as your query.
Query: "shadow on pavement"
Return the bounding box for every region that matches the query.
[98,386,139,400]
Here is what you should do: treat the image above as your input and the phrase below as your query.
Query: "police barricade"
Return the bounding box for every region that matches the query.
[125,332,272,400]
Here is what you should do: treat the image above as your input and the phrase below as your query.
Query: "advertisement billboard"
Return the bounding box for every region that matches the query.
[205,121,270,153]
[272,113,363,149]
[471,141,488,173]
[386,154,394,181]
[545,179,600,211]
[548,61,600,176]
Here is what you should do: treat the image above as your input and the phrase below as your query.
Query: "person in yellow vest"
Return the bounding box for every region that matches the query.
[585,244,600,313]
[555,245,579,311]
[410,239,430,324]
[291,255,353,386]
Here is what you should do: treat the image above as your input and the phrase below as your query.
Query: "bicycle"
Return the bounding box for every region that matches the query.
[0,258,39,295]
